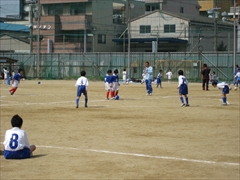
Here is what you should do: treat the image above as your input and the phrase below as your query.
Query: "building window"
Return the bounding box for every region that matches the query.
[146,5,150,12]
[48,4,63,16]
[70,3,85,15]
[98,34,106,44]
[180,7,184,13]
[164,24,175,33]
[140,25,151,33]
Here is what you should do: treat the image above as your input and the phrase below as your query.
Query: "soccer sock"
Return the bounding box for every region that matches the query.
[180,97,184,104]
[222,97,226,103]
[106,91,109,98]
[85,97,88,105]
[110,91,114,98]
[186,97,189,104]
[115,90,118,95]
[76,98,79,106]
[11,88,17,94]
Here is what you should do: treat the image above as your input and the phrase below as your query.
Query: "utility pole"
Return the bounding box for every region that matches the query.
[37,0,40,78]
[127,0,131,81]
[127,1,134,81]
[233,0,236,74]
[29,4,33,53]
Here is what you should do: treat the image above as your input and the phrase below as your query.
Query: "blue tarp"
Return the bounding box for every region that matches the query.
[0,22,29,32]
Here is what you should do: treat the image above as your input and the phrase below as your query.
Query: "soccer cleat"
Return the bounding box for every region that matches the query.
[76,105,78,108]
[222,103,227,106]
[85,104,88,107]
[185,104,190,107]
[181,103,186,107]
[149,93,152,96]
[106,98,109,100]
[9,90,13,95]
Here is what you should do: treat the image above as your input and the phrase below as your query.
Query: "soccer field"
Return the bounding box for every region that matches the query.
[0,80,239,179]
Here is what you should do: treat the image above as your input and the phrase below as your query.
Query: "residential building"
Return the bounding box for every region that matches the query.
[0,22,30,53]
[32,0,145,53]
[112,10,234,52]
[198,0,233,17]
[145,0,201,16]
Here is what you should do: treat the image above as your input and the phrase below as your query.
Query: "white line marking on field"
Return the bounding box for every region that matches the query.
[36,145,239,167]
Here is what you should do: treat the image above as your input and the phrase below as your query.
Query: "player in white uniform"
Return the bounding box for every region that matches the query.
[3,114,36,159]
[3,67,9,84]
[177,70,189,107]
[75,70,88,108]
[166,69,172,83]
[122,69,127,84]
[212,81,230,105]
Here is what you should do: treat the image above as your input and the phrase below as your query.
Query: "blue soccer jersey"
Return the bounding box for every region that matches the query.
[14,73,22,81]
[105,74,111,84]
[111,74,119,83]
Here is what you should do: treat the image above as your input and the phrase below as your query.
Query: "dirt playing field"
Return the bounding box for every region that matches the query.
[0,80,239,179]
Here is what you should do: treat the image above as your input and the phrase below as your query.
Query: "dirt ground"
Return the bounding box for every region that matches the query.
[0,80,239,179]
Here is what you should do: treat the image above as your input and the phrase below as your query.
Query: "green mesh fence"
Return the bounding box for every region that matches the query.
[1,52,239,82]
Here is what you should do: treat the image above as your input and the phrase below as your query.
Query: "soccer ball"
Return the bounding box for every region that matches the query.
[115,95,119,100]
[234,87,238,90]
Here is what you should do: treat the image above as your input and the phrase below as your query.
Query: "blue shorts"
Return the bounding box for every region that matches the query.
[179,84,188,95]
[77,86,87,97]
[4,148,31,159]
[156,78,161,84]
[222,86,229,94]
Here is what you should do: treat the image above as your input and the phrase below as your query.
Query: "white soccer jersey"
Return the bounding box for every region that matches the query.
[75,76,89,87]
[178,75,188,87]
[122,71,127,81]
[4,69,9,79]
[3,127,30,151]
[166,71,172,79]
[235,72,240,78]
[217,82,228,89]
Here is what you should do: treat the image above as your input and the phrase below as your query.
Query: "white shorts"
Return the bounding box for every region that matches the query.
[123,75,126,81]
[105,82,111,91]
[4,74,7,79]
[12,80,19,87]
[112,82,119,91]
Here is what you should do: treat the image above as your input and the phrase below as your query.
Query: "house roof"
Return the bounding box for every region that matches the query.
[0,57,18,64]
[0,33,30,44]
[131,10,233,27]
[112,37,188,44]
[0,22,30,32]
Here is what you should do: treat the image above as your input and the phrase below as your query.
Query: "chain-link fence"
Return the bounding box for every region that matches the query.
[1,52,239,82]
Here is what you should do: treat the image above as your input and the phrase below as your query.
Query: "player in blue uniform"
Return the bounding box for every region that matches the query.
[143,61,153,95]
[212,81,230,105]
[234,68,240,90]
[105,70,112,100]
[177,70,189,107]
[3,114,36,159]
[110,69,120,99]
[9,69,23,95]
[156,70,163,88]
[233,65,239,85]
[75,70,88,108]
